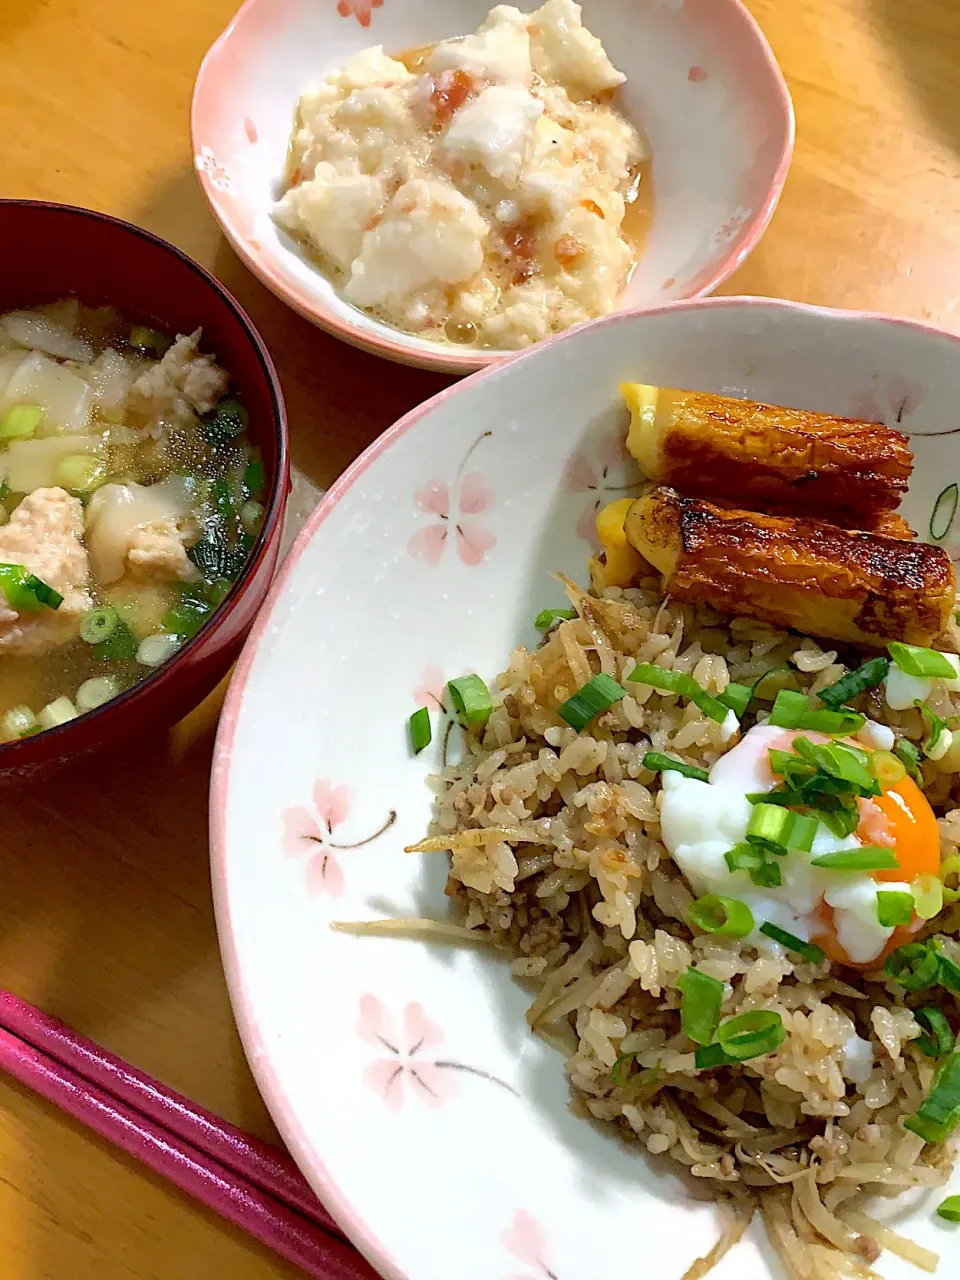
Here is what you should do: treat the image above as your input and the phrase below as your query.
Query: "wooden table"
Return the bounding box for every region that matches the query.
[1,0,959,1274]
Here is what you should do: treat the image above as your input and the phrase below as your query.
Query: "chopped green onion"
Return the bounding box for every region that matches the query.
[895,737,923,782]
[240,500,264,534]
[55,454,107,493]
[916,702,949,756]
[818,657,890,709]
[129,324,172,353]
[932,938,960,993]
[694,1042,737,1069]
[627,662,727,724]
[917,1008,956,1060]
[931,484,960,542]
[93,617,138,661]
[76,676,119,713]
[888,642,957,680]
[36,696,78,729]
[746,803,794,852]
[768,690,865,735]
[243,460,266,498]
[409,707,431,754]
[0,564,62,612]
[80,607,120,644]
[609,1055,661,1092]
[751,667,800,702]
[724,843,782,887]
[136,633,181,667]
[0,403,43,439]
[904,1052,960,1144]
[535,607,576,631]
[642,752,709,783]
[788,813,820,853]
[937,1195,960,1223]
[447,674,493,728]
[718,683,752,718]
[792,738,877,794]
[0,704,36,739]
[816,799,862,839]
[811,846,899,871]
[876,890,914,928]
[716,1010,786,1062]
[688,895,754,938]
[187,536,246,581]
[678,968,725,1046]
[162,600,213,640]
[913,874,944,921]
[557,673,625,731]
[203,399,249,446]
[759,922,825,963]
[886,943,940,991]
[869,749,906,788]
[767,748,816,785]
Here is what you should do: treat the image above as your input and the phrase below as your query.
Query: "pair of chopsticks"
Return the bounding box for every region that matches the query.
[0,990,377,1279]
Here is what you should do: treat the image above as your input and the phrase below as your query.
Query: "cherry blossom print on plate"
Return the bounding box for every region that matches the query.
[282,780,396,898]
[194,146,234,194]
[336,0,383,28]
[357,996,517,1112]
[502,1212,558,1280]
[564,425,640,548]
[408,431,497,566]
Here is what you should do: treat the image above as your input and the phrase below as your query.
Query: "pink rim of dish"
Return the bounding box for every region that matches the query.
[209,294,960,1280]
[190,0,796,374]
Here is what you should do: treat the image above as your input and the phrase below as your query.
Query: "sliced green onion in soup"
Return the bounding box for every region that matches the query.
[203,399,249,447]
[76,676,120,713]
[0,564,62,612]
[887,642,957,680]
[557,673,625,731]
[876,890,915,928]
[817,657,890,709]
[162,600,213,639]
[688,895,754,938]
[55,454,107,493]
[678,967,725,1045]
[240,500,264,534]
[408,707,432,754]
[136,633,182,667]
[642,752,709,783]
[80,607,121,644]
[930,483,960,542]
[758,922,825,963]
[243,460,266,498]
[0,704,36,740]
[916,1008,956,1060]
[187,535,246,581]
[0,403,43,440]
[904,1052,960,1143]
[534,607,576,631]
[447,674,494,728]
[129,324,173,354]
[811,846,900,871]
[885,942,940,990]
[36,696,78,729]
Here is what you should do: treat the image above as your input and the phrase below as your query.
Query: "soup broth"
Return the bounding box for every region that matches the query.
[0,299,266,741]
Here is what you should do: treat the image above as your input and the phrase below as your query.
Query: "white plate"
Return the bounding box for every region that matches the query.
[191,0,794,372]
[212,298,960,1280]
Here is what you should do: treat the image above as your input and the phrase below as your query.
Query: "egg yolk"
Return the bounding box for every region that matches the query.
[810,774,941,968]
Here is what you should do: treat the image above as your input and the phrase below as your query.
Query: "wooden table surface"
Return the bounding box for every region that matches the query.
[1,0,959,1274]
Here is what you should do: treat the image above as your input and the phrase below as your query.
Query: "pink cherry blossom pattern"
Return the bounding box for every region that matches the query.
[244,117,258,144]
[565,425,639,548]
[502,1212,558,1280]
[282,781,395,899]
[413,665,446,713]
[194,146,234,194]
[716,207,750,244]
[408,432,497,567]
[688,65,708,82]
[357,996,519,1112]
[336,0,383,28]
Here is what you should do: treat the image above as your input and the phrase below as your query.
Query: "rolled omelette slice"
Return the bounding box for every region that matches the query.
[621,382,913,526]
[624,486,955,647]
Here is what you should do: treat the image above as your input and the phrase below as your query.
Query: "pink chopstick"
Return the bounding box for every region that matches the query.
[0,990,335,1234]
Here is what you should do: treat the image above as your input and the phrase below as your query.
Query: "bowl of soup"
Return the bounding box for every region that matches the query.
[0,200,289,775]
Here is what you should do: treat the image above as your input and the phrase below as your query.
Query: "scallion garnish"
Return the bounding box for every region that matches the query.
[447,675,493,728]
[716,1010,786,1062]
[895,737,923,782]
[885,943,940,991]
[718,682,752,718]
[0,563,63,612]
[751,666,800,702]
[694,1042,736,1069]
[642,752,709,783]
[628,662,727,724]
[876,890,914,928]
[243,460,266,498]
[610,1056,661,1092]
[557,672,625,731]
[917,1008,956,1060]
[888,641,957,680]
[0,403,43,440]
[688,894,754,938]
[937,1195,960,1223]
[932,938,960,993]
[792,737,877,794]
[724,843,782,887]
[904,1051,960,1143]
[916,701,949,756]
[534,607,576,631]
[768,689,865,735]
[817,657,890,709]
[203,399,249,447]
[811,846,900,871]
[746,803,798,853]
[930,483,960,543]
[678,967,725,1046]
[759,922,825,963]
[409,707,431,754]
[868,749,906,788]
[788,812,820,853]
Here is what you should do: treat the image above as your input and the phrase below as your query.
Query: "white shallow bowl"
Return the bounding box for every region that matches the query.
[212,298,960,1280]
[191,0,794,373]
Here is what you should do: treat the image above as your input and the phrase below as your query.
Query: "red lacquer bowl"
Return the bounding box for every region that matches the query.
[0,200,289,776]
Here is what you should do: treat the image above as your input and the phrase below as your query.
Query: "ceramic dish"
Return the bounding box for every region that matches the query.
[0,200,289,777]
[212,297,960,1280]
[191,0,794,374]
